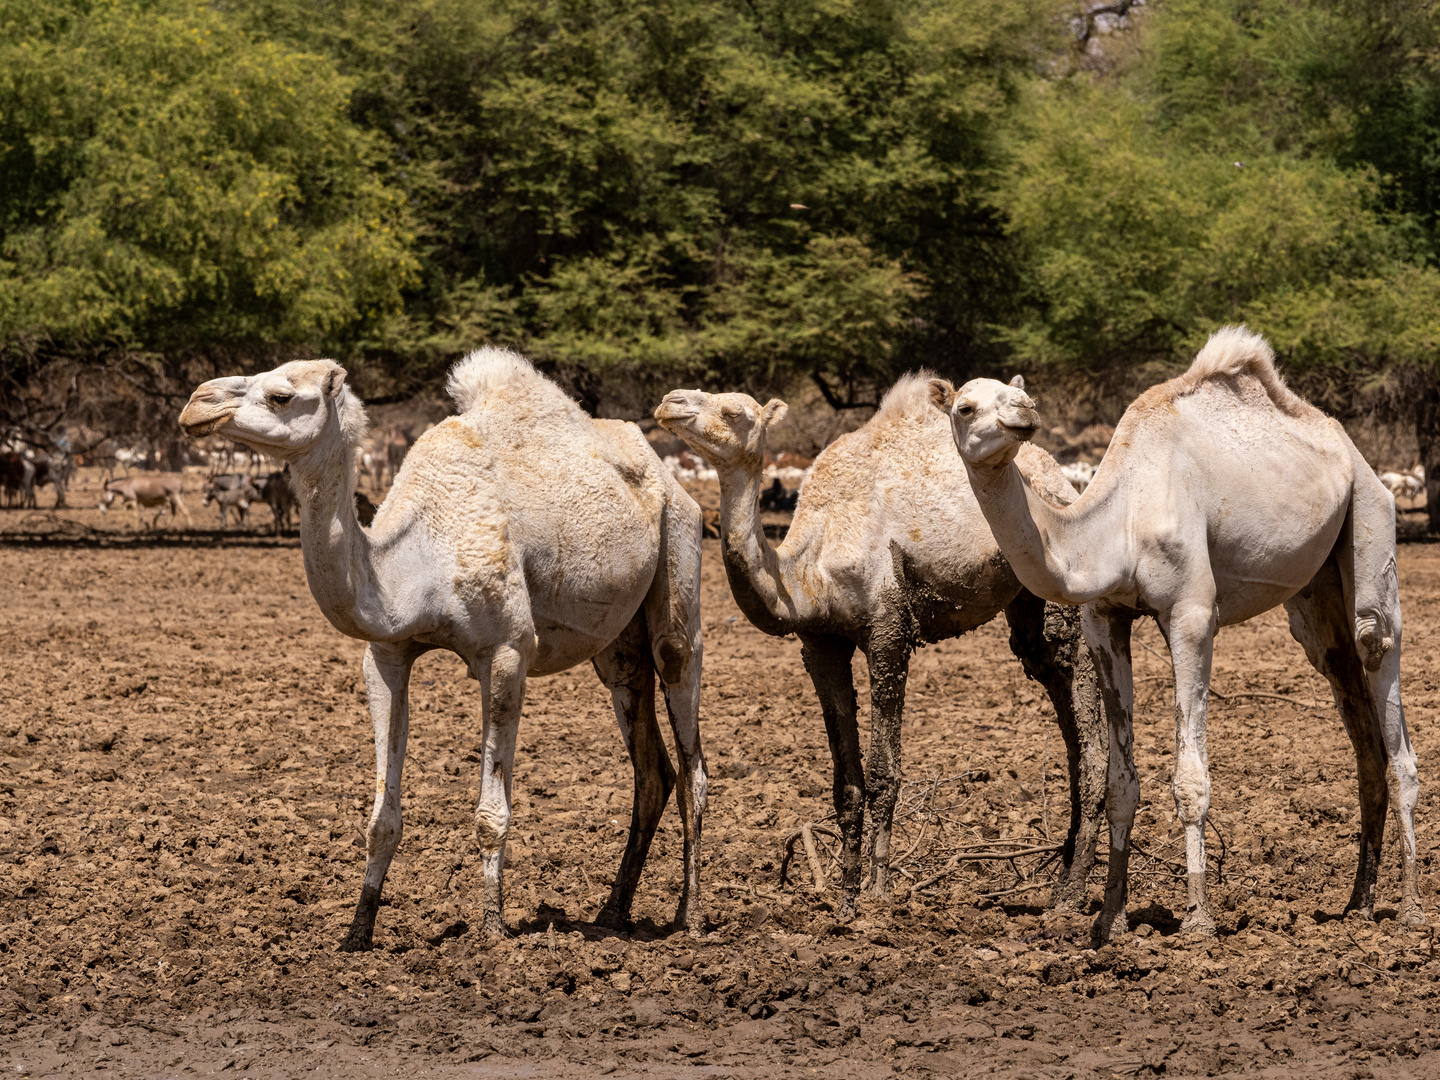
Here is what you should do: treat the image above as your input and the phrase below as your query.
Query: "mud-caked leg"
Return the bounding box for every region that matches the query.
[1084,606,1139,944]
[799,632,863,917]
[1006,590,1107,913]
[474,642,532,938]
[863,625,909,899]
[1349,482,1424,925]
[593,611,676,930]
[1286,557,1389,920]
[341,642,417,952]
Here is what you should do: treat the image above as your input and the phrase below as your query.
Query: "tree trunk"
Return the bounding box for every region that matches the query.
[1419,376,1440,533]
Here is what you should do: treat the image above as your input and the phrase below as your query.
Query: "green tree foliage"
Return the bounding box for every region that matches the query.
[997,0,1440,405]
[0,0,416,429]
[236,0,1063,402]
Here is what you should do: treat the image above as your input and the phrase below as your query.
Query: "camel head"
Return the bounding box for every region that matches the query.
[180,360,362,458]
[928,374,1040,469]
[654,389,788,468]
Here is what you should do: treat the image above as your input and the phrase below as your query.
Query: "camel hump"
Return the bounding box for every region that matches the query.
[874,370,941,422]
[446,347,572,416]
[1143,325,1318,420]
[1186,325,1276,384]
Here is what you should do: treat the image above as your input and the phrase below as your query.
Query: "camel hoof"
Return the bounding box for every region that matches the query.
[338,933,374,953]
[481,913,513,940]
[1180,911,1216,938]
[594,906,630,933]
[1399,901,1427,928]
[1092,909,1128,946]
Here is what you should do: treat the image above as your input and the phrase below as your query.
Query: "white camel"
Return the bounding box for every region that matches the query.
[656,376,1108,915]
[180,349,708,949]
[930,327,1422,939]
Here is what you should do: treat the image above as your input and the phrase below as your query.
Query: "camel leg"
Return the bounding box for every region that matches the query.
[592,610,676,930]
[1161,588,1220,937]
[1005,590,1107,913]
[1285,557,1389,920]
[645,498,708,934]
[474,643,531,938]
[864,626,908,900]
[1338,475,1424,924]
[340,642,415,951]
[799,632,864,917]
[1084,606,1138,944]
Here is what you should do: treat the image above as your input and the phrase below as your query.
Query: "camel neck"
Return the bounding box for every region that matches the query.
[715,459,810,635]
[967,458,1129,605]
[288,419,388,640]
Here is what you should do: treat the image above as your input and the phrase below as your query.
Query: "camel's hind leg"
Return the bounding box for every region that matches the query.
[593,609,676,930]
[341,641,417,951]
[800,632,864,918]
[1005,590,1107,914]
[1285,556,1390,920]
[1085,606,1139,944]
[1331,468,1422,924]
[643,497,707,934]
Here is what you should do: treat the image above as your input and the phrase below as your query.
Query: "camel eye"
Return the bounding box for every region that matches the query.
[268,392,294,408]
[956,404,973,416]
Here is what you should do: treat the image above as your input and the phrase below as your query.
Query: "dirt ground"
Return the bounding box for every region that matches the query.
[4,471,1440,1078]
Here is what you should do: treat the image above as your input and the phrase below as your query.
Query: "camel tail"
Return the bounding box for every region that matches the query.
[446,347,540,413]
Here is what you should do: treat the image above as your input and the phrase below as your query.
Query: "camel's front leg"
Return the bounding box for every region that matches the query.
[864,624,909,900]
[592,611,675,931]
[1004,590,1107,913]
[1162,593,1219,937]
[474,643,529,938]
[1084,606,1138,944]
[340,642,415,952]
[799,632,863,917]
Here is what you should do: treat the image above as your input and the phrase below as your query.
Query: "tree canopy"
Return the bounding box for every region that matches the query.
[4,0,1440,434]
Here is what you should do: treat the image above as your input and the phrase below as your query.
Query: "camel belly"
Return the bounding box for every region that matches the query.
[1208,496,1348,626]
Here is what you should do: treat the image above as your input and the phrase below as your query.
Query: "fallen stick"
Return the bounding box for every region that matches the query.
[801,824,827,893]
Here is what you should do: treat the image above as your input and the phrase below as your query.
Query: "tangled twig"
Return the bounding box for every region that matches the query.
[780,823,842,890]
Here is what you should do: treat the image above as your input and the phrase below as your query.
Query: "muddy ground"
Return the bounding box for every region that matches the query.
[3,471,1440,1078]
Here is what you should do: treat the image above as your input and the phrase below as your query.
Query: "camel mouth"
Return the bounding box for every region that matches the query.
[1001,422,1038,440]
[180,414,230,439]
[653,403,699,429]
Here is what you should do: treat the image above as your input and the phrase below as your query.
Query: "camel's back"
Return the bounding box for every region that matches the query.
[787,374,1072,614]
[1100,332,1357,616]
[378,351,667,646]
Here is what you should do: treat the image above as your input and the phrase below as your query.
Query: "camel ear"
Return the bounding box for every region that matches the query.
[928,379,955,412]
[760,399,788,427]
[321,362,348,400]
[1009,374,1025,390]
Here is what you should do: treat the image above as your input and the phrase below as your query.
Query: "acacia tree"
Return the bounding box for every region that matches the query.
[997,0,1440,523]
[0,0,417,439]
[236,0,1066,406]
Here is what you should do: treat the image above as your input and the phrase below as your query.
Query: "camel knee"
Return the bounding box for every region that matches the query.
[474,803,510,853]
[1105,770,1139,826]
[1355,613,1394,672]
[366,813,402,860]
[653,634,692,687]
[1171,756,1210,826]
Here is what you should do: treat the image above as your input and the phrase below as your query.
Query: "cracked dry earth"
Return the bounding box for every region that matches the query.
[3,490,1440,1078]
